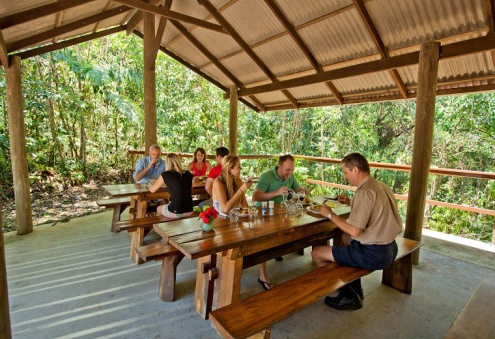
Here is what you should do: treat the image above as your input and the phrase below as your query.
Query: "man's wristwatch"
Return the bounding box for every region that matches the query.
[327,213,332,219]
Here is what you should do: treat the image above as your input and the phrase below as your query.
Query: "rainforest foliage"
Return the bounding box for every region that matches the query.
[0,32,494,241]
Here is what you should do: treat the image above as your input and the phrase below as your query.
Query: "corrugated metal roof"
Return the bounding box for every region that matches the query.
[1,0,495,112]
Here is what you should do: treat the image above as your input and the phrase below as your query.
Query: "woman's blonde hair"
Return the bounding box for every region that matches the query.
[165,153,184,173]
[218,155,242,202]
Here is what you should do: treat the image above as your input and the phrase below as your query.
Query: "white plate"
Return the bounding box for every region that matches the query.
[306,203,351,216]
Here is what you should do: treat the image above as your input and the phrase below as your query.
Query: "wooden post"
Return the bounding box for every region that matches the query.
[404,41,440,263]
[1,201,13,339]
[5,56,33,235]
[229,86,238,155]
[143,7,157,151]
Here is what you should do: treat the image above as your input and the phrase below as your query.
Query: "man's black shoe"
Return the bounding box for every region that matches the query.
[324,293,363,310]
[275,256,283,261]
[355,288,364,300]
[333,288,364,301]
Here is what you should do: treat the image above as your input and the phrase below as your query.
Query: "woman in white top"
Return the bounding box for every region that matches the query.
[212,155,273,290]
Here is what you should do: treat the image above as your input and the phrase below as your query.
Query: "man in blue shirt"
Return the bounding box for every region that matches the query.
[133,144,166,184]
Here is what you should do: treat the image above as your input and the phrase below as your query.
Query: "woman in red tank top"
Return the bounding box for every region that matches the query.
[187,147,212,177]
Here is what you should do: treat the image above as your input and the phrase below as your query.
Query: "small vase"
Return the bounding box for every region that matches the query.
[201,220,215,232]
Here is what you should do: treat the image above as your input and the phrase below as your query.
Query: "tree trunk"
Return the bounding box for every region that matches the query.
[41,58,67,171]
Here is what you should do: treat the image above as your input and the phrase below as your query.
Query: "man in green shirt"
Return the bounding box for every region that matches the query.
[252,154,309,204]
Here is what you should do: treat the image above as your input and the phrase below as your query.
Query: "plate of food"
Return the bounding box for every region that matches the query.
[306,203,321,214]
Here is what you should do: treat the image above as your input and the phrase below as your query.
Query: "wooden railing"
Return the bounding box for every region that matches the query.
[129,150,495,243]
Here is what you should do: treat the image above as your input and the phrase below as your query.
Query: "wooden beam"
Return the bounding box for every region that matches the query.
[264,0,344,106]
[132,30,259,113]
[5,56,34,235]
[14,26,125,60]
[200,0,298,109]
[0,201,12,339]
[0,29,8,68]
[125,0,163,35]
[229,86,238,155]
[0,0,95,29]
[404,41,440,263]
[152,0,173,60]
[353,0,408,99]
[116,0,227,33]
[143,9,157,151]
[7,6,132,53]
[170,19,243,89]
[238,34,495,97]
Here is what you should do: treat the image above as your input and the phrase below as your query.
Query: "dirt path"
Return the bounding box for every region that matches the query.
[2,180,112,233]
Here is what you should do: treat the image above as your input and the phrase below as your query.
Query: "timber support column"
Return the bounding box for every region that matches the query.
[229,86,238,154]
[5,56,33,235]
[143,7,157,151]
[1,201,12,339]
[404,41,440,264]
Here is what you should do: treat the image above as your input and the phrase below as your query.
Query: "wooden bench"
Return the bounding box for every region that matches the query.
[444,271,495,338]
[96,197,131,232]
[136,242,185,302]
[210,237,422,339]
[115,213,198,265]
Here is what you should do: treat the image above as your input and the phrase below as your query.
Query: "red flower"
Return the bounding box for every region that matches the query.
[194,205,219,224]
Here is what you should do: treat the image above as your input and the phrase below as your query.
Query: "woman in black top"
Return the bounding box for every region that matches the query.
[149,153,194,218]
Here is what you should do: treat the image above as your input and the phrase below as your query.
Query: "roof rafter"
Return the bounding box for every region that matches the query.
[238,34,495,97]
[170,19,243,89]
[264,0,343,105]
[115,0,227,34]
[0,0,96,29]
[6,6,132,53]
[125,0,163,35]
[352,0,408,99]
[13,26,126,60]
[152,0,173,60]
[200,0,297,110]
[132,29,259,112]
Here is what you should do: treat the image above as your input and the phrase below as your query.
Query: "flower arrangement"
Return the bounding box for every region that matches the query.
[193,205,219,225]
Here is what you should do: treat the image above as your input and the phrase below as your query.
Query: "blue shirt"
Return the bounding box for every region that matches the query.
[133,156,166,183]
[255,167,300,203]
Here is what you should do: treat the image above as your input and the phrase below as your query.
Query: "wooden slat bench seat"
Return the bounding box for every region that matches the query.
[136,242,185,302]
[444,271,495,339]
[210,237,422,339]
[115,213,198,265]
[96,197,131,232]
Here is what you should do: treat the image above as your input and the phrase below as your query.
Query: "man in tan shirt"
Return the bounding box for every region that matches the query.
[312,153,403,310]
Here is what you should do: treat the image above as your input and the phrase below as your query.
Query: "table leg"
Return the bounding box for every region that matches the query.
[195,255,219,319]
[129,197,137,220]
[158,252,184,302]
[215,249,243,310]
[136,199,148,219]
[130,229,145,265]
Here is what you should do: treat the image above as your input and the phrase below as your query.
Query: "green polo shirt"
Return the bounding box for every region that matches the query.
[255,167,301,203]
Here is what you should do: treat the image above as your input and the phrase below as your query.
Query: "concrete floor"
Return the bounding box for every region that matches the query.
[3,210,495,339]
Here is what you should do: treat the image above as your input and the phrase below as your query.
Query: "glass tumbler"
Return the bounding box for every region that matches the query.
[229,208,239,223]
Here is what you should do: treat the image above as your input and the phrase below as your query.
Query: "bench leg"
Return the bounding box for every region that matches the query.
[382,253,413,294]
[247,329,271,339]
[111,204,128,232]
[158,253,184,302]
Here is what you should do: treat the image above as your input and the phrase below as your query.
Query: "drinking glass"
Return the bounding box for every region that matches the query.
[229,208,239,223]
[280,191,289,213]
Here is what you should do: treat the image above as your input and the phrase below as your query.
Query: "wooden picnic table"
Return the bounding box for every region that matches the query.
[102,181,207,219]
[153,197,349,319]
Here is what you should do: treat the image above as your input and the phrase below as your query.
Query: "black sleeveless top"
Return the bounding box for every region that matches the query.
[161,171,193,214]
